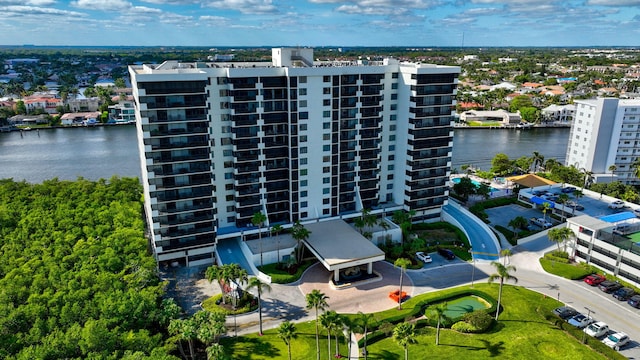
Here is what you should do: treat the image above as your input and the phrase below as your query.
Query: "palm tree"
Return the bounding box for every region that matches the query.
[205,264,248,305]
[531,151,544,173]
[488,261,518,321]
[548,227,574,254]
[206,343,228,360]
[378,218,391,243]
[306,289,329,360]
[357,311,374,360]
[320,310,341,360]
[573,189,583,216]
[632,157,640,179]
[557,193,570,221]
[426,302,450,345]
[392,322,417,360]
[608,164,617,182]
[581,169,594,190]
[394,257,411,310]
[278,321,297,360]
[291,220,311,264]
[341,315,357,360]
[252,211,267,267]
[168,318,197,360]
[500,248,513,265]
[271,224,283,264]
[541,201,552,222]
[246,277,271,335]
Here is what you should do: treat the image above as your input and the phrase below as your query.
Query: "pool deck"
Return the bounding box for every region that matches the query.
[449,174,514,196]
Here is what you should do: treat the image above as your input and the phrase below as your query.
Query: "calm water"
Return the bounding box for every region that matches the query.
[451,127,570,172]
[0,126,141,183]
[0,126,570,183]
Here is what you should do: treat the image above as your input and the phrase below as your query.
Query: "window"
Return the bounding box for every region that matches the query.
[299,112,309,119]
[300,158,308,165]
[299,100,307,108]
[390,124,396,131]
[392,72,399,79]
[300,135,307,142]
[227,216,235,223]
[299,76,307,83]
[221,126,231,133]
[323,188,330,194]
[299,88,307,95]
[387,184,393,189]
[323,122,330,129]
[392,83,398,89]
[323,87,331,94]
[301,201,308,207]
[323,209,330,215]
[301,180,308,186]
[389,145,395,151]
[323,111,331,118]
[221,138,232,145]
[323,76,330,82]
[323,145,330,151]
[389,135,396,141]
[390,104,397,110]
[300,147,308,154]
[388,164,394,170]
[225,183,233,191]
[323,167,330,173]
[323,134,330,140]
[301,191,308,197]
[323,198,330,204]
[391,94,398,100]
[388,154,395,161]
[323,99,331,106]
[323,178,330,184]
[223,149,233,156]
[225,194,234,201]
[390,115,397,121]
[300,169,308,176]
[323,156,330,162]
[387,174,394,180]
[224,172,233,179]
[226,205,235,212]
[300,124,307,131]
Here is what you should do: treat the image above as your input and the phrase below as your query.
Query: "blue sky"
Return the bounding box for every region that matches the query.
[1,0,640,47]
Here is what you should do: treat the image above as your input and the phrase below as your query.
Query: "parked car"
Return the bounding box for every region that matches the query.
[613,287,635,301]
[561,186,577,193]
[437,248,455,260]
[553,306,578,320]
[599,280,623,293]
[530,217,552,228]
[415,251,432,263]
[584,322,609,338]
[603,332,630,351]
[568,314,595,329]
[628,294,640,308]
[565,200,584,211]
[634,208,640,218]
[583,273,606,286]
[608,200,625,209]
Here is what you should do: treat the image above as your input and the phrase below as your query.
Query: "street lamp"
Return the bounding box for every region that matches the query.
[469,247,475,287]
[582,306,595,343]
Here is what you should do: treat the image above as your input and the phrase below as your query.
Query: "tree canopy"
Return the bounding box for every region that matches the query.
[0,177,177,359]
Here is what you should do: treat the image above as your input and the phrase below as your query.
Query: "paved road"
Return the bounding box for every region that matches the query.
[443,203,500,260]
[217,238,256,275]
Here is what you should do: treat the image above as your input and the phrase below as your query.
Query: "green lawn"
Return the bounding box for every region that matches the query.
[220,284,622,359]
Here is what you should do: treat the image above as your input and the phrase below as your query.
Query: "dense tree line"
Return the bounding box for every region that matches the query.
[0,177,179,359]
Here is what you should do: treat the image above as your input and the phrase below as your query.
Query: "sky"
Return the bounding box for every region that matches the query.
[2,0,640,47]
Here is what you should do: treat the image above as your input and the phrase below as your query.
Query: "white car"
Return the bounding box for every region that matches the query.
[583,321,609,338]
[567,314,595,328]
[415,251,432,263]
[530,217,552,229]
[609,200,625,209]
[603,332,630,351]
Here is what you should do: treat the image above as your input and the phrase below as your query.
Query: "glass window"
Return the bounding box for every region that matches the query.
[323,177,330,184]
[323,122,331,129]
[300,158,308,165]
[299,100,307,108]
[323,188,330,194]
[299,76,307,83]
[299,88,307,95]
[300,147,308,154]
[323,145,330,151]
[300,135,307,142]
[300,169,308,176]
[301,201,308,207]
[301,190,308,197]
[323,134,330,140]
[301,180,308,186]
[300,124,307,131]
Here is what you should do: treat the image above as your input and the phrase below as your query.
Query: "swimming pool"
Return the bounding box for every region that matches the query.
[451,177,498,192]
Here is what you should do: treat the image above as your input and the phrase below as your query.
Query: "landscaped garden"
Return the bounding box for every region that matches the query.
[220,283,624,359]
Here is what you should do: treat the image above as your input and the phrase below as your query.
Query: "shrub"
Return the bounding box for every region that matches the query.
[463,310,494,332]
[451,321,476,333]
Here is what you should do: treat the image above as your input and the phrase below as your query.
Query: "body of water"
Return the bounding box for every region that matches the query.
[451,127,570,172]
[0,126,141,183]
[0,126,571,183]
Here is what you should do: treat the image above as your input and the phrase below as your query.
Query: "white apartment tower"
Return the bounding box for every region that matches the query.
[129,48,460,266]
[566,98,640,185]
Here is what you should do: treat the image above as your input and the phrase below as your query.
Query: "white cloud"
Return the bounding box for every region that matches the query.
[588,0,640,5]
[336,4,409,15]
[203,0,278,14]
[0,5,87,16]
[70,0,132,11]
[0,0,56,4]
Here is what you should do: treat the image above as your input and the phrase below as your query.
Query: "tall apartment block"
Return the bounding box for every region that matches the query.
[129,48,460,266]
[566,98,640,185]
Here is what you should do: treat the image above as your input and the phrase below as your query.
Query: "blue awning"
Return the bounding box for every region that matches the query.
[531,196,555,208]
[600,212,636,223]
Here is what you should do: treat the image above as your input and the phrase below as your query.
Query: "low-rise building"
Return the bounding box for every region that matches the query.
[60,112,101,126]
[567,214,640,288]
[459,109,521,126]
[541,104,575,123]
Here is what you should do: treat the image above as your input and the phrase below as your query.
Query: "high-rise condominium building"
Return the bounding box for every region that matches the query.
[566,98,640,185]
[129,48,460,266]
